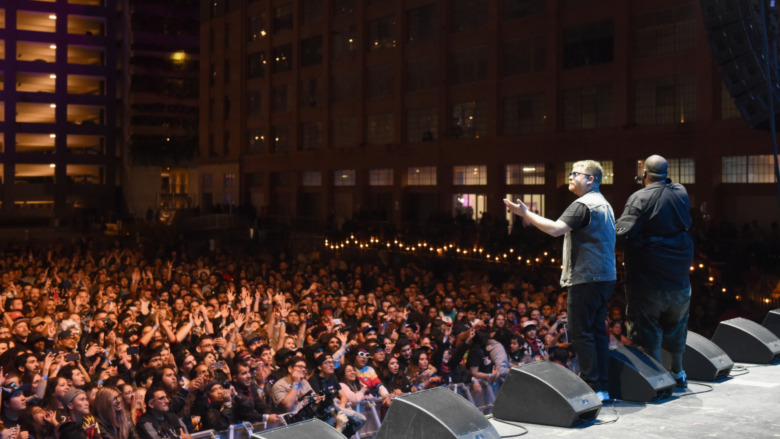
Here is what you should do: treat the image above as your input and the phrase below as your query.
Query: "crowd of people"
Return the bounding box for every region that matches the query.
[0,233,633,439]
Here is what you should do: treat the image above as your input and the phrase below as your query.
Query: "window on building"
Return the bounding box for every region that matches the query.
[248,91,262,115]
[369,169,393,186]
[504,0,545,19]
[333,0,356,16]
[721,81,741,120]
[637,157,695,184]
[223,96,231,120]
[301,35,323,67]
[224,23,230,48]
[503,94,547,135]
[366,113,395,145]
[301,171,322,186]
[273,44,293,73]
[332,72,358,102]
[248,13,267,41]
[405,56,437,91]
[299,78,321,108]
[451,0,488,32]
[563,85,613,130]
[332,117,357,148]
[506,164,545,185]
[451,101,487,139]
[247,52,266,78]
[722,155,776,183]
[453,165,487,185]
[562,160,613,185]
[367,16,396,51]
[274,4,293,34]
[635,3,696,58]
[332,26,357,60]
[408,167,437,186]
[301,0,324,25]
[209,134,217,157]
[247,129,265,153]
[203,173,213,189]
[271,171,292,187]
[503,35,546,77]
[272,125,292,153]
[223,132,231,156]
[634,74,695,125]
[454,193,487,220]
[450,47,487,84]
[406,108,438,142]
[407,4,438,43]
[334,169,356,186]
[506,193,545,224]
[272,85,289,112]
[367,64,395,98]
[563,20,614,69]
[299,121,322,151]
[248,172,265,188]
[224,173,236,188]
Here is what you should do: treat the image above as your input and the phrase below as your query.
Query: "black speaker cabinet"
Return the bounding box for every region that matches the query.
[762,309,780,339]
[608,345,676,402]
[374,387,500,439]
[492,361,601,427]
[251,419,346,439]
[661,331,734,381]
[711,317,780,364]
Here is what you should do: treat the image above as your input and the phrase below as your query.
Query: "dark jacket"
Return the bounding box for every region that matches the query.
[135,409,188,439]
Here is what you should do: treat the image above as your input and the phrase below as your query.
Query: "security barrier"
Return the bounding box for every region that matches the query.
[191,379,501,439]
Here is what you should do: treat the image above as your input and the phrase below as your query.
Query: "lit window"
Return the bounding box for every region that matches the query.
[506,164,545,185]
[453,165,487,185]
[301,171,322,187]
[369,169,393,186]
[334,169,356,186]
[407,167,436,186]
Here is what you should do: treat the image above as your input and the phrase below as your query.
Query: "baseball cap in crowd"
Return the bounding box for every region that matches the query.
[30,317,51,328]
[441,316,453,326]
[55,305,69,314]
[2,383,30,399]
[11,318,29,330]
[362,326,377,336]
[236,350,253,363]
[522,321,537,333]
[60,388,86,405]
[245,333,263,346]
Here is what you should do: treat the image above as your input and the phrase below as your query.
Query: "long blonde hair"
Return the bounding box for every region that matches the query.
[94,387,131,439]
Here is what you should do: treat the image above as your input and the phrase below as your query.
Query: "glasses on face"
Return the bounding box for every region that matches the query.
[357,352,370,358]
[569,171,593,179]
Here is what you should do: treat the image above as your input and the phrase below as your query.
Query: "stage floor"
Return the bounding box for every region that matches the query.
[488,362,780,439]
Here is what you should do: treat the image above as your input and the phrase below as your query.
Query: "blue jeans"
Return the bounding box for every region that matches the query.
[625,285,691,365]
[567,281,615,391]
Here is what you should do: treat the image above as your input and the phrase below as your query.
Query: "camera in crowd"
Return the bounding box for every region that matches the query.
[283,385,340,425]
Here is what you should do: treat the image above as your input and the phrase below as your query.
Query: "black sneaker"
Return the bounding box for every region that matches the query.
[671,370,687,389]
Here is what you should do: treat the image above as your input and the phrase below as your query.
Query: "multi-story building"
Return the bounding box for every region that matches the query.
[119,0,200,217]
[1,0,118,219]
[200,0,778,229]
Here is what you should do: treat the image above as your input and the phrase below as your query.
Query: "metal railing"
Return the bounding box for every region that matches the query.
[195,379,501,439]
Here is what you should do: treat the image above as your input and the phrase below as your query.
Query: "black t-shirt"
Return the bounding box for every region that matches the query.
[467,347,494,373]
[308,373,339,394]
[557,202,590,230]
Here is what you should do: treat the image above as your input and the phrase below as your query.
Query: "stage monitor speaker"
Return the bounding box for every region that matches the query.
[492,361,601,427]
[701,0,780,130]
[608,345,675,402]
[251,419,346,439]
[374,387,500,439]
[661,331,734,381]
[762,309,780,339]
[711,317,780,364]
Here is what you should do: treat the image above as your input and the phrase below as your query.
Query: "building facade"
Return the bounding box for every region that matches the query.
[1,0,118,219]
[200,0,779,228]
[120,0,201,217]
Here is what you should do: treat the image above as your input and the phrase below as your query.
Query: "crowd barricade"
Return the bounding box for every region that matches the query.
[202,379,502,439]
